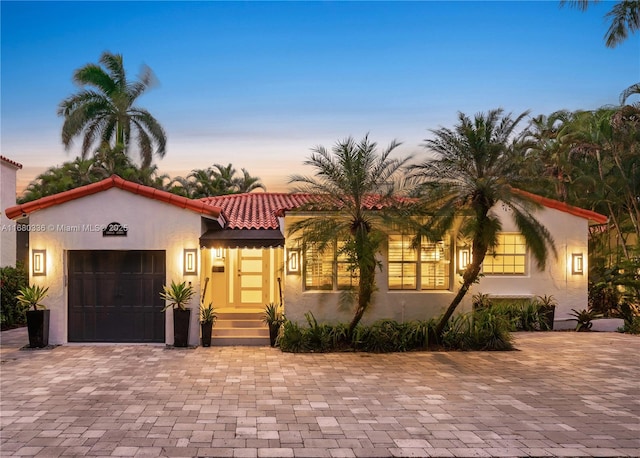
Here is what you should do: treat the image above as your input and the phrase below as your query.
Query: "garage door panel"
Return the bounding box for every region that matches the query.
[68,251,166,343]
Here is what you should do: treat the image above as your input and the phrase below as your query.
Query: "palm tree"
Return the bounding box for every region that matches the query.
[288,135,412,336]
[58,51,167,168]
[179,163,266,198]
[411,109,557,338]
[561,0,639,48]
[234,168,267,193]
[525,110,575,201]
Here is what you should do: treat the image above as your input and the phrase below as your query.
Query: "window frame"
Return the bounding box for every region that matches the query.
[303,240,360,291]
[387,234,451,291]
[482,232,528,276]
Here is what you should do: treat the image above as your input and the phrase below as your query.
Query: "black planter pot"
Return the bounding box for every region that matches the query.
[268,323,280,347]
[173,308,191,347]
[539,305,556,331]
[26,309,50,348]
[201,322,213,347]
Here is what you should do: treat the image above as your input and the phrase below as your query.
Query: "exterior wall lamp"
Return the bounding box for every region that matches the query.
[183,248,198,276]
[32,249,47,276]
[572,253,584,275]
[458,246,471,272]
[287,248,300,274]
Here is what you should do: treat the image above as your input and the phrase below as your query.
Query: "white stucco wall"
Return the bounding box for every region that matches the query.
[1,160,20,267]
[283,204,591,326]
[25,188,205,345]
[475,204,589,322]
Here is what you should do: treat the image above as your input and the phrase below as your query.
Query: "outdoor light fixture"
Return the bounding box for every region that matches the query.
[287,248,300,274]
[458,247,471,272]
[214,248,224,259]
[183,249,198,276]
[32,249,46,276]
[572,253,584,275]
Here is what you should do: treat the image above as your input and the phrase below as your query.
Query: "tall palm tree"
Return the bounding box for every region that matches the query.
[288,135,412,336]
[411,109,557,337]
[58,51,167,168]
[561,0,640,47]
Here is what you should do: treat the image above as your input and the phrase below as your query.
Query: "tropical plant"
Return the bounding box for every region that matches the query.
[16,284,49,311]
[472,293,493,310]
[570,308,602,331]
[262,303,284,326]
[177,163,266,198]
[199,302,217,324]
[0,264,29,328]
[288,135,412,337]
[160,281,195,311]
[441,309,514,351]
[58,51,166,168]
[560,0,640,48]
[410,109,557,338]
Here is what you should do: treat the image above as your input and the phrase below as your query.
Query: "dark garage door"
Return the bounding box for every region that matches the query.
[68,250,166,343]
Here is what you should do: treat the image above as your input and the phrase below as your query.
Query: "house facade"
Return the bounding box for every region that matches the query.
[1,155,23,267]
[4,175,607,345]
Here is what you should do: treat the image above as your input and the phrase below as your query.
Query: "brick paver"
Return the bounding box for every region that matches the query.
[1,329,639,457]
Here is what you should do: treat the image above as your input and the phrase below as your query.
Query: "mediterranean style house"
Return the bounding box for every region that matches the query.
[1,155,23,267]
[4,175,607,346]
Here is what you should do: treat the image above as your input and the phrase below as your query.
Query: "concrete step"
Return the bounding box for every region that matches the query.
[213,326,269,338]
[216,312,264,321]
[212,336,270,346]
[215,319,266,328]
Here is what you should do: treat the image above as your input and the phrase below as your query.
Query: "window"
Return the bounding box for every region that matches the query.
[483,233,527,275]
[388,234,417,289]
[304,241,359,291]
[336,241,359,290]
[304,243,334,290]
[388,234,450,290]
[421,239,450,289]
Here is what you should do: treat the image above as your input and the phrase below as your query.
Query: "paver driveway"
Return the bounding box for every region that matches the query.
[1,328,639,457]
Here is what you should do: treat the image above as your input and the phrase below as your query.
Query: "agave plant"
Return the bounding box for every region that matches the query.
[160,281,195,311]
[16,284,49,311]
[570,308,602,331]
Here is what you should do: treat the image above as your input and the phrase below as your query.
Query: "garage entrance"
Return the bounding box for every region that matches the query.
[68,250,166,343]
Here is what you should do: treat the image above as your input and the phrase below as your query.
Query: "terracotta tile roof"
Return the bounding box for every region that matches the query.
[4,175,224,221]
[0,155,23,169]
[3,173,608,229]
[512,188,608,225]
[200,193,312,229]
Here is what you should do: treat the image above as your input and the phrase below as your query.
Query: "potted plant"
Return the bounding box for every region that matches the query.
[263,302,284,347]
[160,280,195,347]
[200,302,217,347]
[535,295,557,330]
[16,284,50,348]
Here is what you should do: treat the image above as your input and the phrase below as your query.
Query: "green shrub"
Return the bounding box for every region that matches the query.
[279,314,437,353]
[442,309,514,351]
[278,319,308,352]
[0,263,29,329]
[622,316,640,334]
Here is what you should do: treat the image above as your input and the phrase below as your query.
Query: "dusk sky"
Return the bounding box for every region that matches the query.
[2,1,638,194]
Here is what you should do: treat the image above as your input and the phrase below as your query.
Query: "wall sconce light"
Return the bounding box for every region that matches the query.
[32,249,46,276]
[287,248,300,274]
[183,248,198,276]
[458,247,471,272]
[572,253,584,275]
[214,248,224,259]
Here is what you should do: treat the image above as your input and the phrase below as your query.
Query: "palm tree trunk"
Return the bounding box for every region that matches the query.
[347,262,375,338]
[434,243,488,339]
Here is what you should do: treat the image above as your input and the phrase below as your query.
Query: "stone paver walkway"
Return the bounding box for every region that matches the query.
[1,328,639,457]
